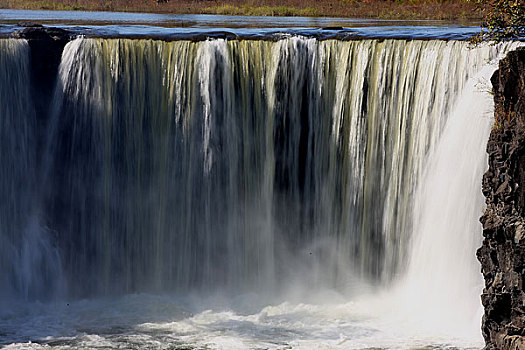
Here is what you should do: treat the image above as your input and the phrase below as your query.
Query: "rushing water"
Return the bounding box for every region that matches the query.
[0,33,516,348]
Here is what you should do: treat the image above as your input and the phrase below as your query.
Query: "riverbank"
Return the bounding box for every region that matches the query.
[0,0,480,21]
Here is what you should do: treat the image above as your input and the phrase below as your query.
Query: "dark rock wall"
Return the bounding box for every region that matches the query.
[479,48,525,350]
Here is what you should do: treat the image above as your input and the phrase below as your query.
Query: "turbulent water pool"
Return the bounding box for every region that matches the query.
[0,293,485,350]
[0,9,517,350]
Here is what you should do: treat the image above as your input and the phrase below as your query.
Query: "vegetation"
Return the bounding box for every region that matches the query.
[0,0,481,21]
[476,0,525,40]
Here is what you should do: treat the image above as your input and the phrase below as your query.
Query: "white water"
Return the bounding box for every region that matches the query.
[0,37,518,349]
[0,292,483,349]
[356,58,509,347]
[395,62,500,339]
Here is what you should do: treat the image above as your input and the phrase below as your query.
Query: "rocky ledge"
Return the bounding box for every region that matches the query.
[479,48,525,350]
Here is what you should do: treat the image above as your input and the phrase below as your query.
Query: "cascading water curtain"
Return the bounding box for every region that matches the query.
[3,37,504,299]
[0,39,63,300]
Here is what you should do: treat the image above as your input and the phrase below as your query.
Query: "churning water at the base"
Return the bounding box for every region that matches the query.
[0,293,486,350]
[0,35,518,348]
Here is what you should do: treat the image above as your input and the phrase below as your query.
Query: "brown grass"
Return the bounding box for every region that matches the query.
[0,0,481,21]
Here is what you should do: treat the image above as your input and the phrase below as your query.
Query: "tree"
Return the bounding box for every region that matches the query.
[476,0,525,41]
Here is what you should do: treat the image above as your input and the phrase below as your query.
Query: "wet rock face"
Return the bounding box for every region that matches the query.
[479,48,525,350]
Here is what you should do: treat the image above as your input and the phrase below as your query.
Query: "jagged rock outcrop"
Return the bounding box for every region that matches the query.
[479,48,525,350]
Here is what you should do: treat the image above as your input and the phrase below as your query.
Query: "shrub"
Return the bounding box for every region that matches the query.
[476,0,525,41]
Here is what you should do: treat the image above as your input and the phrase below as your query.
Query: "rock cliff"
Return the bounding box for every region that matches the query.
[479,47,525,350]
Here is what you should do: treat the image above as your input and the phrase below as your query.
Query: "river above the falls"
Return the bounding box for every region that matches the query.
[0,9,480,40]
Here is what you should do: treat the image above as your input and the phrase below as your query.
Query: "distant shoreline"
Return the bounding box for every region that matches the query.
[0,0,481,21]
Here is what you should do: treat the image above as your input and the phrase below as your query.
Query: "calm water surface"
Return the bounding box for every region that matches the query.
[0,9,480,39]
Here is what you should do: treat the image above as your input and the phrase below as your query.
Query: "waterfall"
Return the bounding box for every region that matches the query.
[0,39,63,300]
[30,37,502,298]
[402,61,497,338]
[0,33,517,348]
[361,47,518,342]
[0,36,507,302]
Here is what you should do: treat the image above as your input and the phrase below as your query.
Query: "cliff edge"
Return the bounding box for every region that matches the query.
[479,48,525,350]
